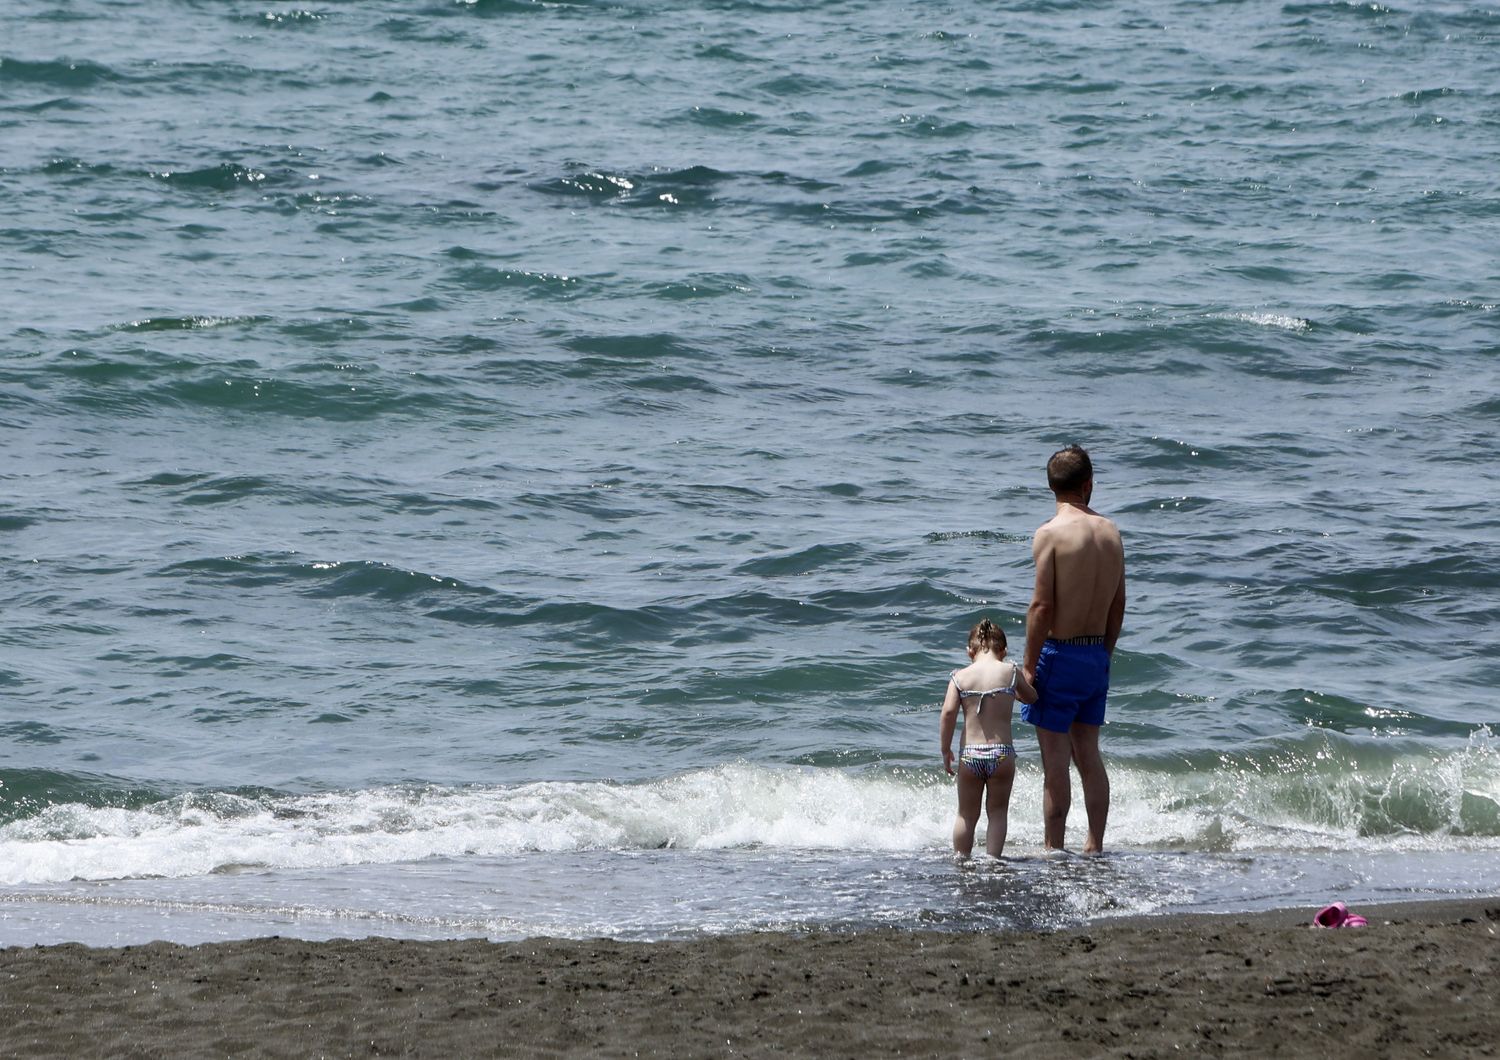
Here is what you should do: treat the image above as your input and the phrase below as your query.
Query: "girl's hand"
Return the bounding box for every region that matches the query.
[943,747,955,776]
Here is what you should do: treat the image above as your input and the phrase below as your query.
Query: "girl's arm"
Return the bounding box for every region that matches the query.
[939,679,961,775]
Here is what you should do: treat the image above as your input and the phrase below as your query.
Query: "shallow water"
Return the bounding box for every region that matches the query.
[3,0,1499,944]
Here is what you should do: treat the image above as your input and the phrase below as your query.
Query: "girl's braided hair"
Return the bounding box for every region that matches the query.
[967,617,1007,655]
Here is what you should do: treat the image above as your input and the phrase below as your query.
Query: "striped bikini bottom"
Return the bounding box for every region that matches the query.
[960,743,1016,781]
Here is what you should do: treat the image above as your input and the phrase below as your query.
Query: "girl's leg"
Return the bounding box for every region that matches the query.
[983,760,1017,858]
[952,766,983,856]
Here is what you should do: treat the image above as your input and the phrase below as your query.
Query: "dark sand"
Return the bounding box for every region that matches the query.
[2,898,1496,1058]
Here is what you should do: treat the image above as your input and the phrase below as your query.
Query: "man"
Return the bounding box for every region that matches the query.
[1020,445,1125,854]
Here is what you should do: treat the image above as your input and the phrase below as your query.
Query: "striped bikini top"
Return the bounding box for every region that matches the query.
[950,663,1019,715]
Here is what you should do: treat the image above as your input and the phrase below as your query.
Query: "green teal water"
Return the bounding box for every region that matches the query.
[1,0,1498,942]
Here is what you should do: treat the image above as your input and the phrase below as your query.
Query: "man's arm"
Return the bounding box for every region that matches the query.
[1023,528,1054,680]
[1104,539,1126,655]
[1013,665,1038,706]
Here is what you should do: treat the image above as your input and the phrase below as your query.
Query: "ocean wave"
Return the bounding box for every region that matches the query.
[439,0,602,15]
[3,739,1496,885]
[1280,2,1403,24]
[733,542,865,578]
[126,473,504,517]
[642,273,756,299]
[148,163,277,191]
[670,106,763,129]
[1208,311,1313,332]
[41,157,115,177]
[1297,549,1500,605]
[0,768,180,825]
[1014,312,1323,371]
[19,348,473,422]
[892,114,980,139]
[146,552,691,642]
[441,264,584,297]
[562,332,705,360]
[109,314,267,332]
[152,554,505,604]
[0,766,942,885]
[0,56,122,88]
[238,9,329,26]
[1,96,87,113]
[529,164,733,208]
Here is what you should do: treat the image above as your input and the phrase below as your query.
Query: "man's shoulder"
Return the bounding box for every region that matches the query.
[1036,508,1105,534]
[1032,518,1062,549]
[1034,510,1072,533]
[1039,509,1121,547]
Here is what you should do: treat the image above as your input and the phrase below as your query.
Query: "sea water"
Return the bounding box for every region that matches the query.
[2,0,1499,946]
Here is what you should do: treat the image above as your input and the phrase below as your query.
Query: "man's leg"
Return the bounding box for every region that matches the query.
[1035,727,1073,850]
[1069,723,1109,854]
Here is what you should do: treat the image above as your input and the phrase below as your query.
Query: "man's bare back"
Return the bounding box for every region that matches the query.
[1028,505,1125,648]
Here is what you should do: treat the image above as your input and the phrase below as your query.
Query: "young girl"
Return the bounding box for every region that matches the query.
[939,618,1037,857]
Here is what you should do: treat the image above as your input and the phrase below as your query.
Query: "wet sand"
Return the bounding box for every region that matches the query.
[2,898,1496,1058]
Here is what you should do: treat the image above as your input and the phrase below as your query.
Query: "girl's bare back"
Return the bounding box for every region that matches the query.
[951,656,1020,747]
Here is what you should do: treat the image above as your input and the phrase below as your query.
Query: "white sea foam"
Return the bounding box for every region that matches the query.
[0,766,951,885]
[1208,311,1313,332]
[3,750,1498,887]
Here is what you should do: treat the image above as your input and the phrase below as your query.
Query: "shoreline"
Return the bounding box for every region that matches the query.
[3,897,1497,1057]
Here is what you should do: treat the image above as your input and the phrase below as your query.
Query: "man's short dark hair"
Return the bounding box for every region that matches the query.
[1047,445,1093,495]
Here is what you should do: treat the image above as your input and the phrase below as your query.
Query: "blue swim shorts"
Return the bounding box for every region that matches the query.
[1021,638,1110,733]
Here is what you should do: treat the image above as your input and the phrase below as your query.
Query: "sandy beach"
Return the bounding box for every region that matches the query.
[1,897,1495,1058]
